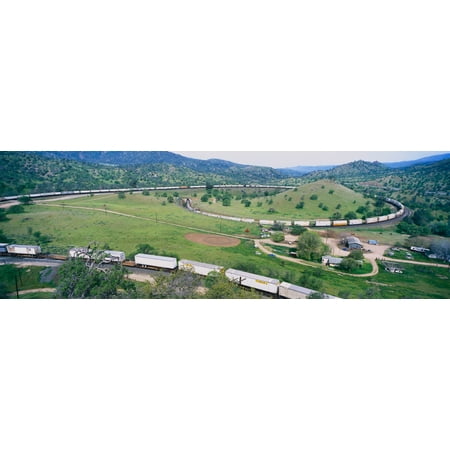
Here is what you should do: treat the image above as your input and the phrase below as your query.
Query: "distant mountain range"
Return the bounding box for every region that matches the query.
[281,152,450,174]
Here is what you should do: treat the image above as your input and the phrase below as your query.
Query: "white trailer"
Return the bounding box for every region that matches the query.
[0,243,9,254]
[102,250,126,263]
[259,220,274,226]
[293,220,310,226]
[279,282,314,299]
[6,244,41,256]
[348,219,363,225]
[134,253,177,270]
[378,215,389,222]
[179,259,223,276]
[366,217,378,224]
[225,268,280,294]
[69,247,91,259]
[314,220,332,227]
[387,213,397,220]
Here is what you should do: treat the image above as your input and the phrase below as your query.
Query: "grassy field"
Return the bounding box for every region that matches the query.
[1,194,449,299]
[190,180,379,220]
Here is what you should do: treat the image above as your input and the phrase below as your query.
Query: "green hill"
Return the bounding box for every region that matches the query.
[191,180,383,220]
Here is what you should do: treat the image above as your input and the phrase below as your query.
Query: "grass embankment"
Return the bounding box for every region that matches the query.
[191,181,377,220]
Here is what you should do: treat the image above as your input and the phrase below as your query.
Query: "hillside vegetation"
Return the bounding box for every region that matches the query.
[0,151,292,196]
[191,181,382,220]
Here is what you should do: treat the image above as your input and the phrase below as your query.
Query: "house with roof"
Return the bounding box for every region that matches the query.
[344,236,363,250]
[322,255,343,267]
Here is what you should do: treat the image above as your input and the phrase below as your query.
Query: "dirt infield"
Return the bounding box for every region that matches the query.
[185,233,240,247]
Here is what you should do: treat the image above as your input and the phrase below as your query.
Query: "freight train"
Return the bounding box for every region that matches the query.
[0,185,405,227]
[0,243,338,299]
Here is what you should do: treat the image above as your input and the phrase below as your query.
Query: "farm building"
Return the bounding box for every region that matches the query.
[383,261,403,273]
[344,236,363,249]
[322,255,343,267]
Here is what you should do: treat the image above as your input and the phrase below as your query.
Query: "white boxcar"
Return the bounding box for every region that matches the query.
[225,268,280,294]
[315,220,332,227]
[366,217,378,224]
[7,244,41,256]
[259,220,274,226]
[378,215,389,222]
[279,282,314,299]
[279,220,292,226]
[294,220,310,226]
[241,218,255,223]
[134,253,177,269]
[349,219,364,225]
[103,250,126,263]
[179,259,223,276]
[387,213,397,220]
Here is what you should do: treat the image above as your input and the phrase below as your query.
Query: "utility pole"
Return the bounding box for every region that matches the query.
[15,273,19,299]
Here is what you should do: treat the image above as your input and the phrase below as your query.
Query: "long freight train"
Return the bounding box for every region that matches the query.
[0,186,405,227]
[0,244,338,299]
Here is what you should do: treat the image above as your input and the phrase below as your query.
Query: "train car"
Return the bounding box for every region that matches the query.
[179,259,223,276]
[259,220,275,226]
[0,243,9,255]
[366,217,378,224]
[102,250,126,263]
[332,220,348,227]
[377,215,389,222]
[225,268,280,295]
[279,282,315,299]
[314,220,332,227]
[293,220,310,227]
[348,219,364,226]
[134,253,177,270]
[6,244,41,256]
[387,213,397,220]
[279,220,293,226]
[69,247,92,259]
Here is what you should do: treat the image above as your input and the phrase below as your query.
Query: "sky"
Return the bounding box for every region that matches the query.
[176,151,449,168]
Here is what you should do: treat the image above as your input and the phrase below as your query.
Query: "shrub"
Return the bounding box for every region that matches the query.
[271,232,285,243]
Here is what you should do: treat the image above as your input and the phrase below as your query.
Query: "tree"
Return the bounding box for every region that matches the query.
[271,232,285,243]
[200,194,209,202]
[344,211,357,220]
[291,225,307,235]
[297,230,329,261]
[339,258,359,272]
[0,209,8,222]
[430,240,450,261]
[18,195,32,205]
[142,270,203,299]
[203,271,260,299]
[56,258,136,298]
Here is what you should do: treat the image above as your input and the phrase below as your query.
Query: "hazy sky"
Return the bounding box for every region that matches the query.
[176,151,448,168]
